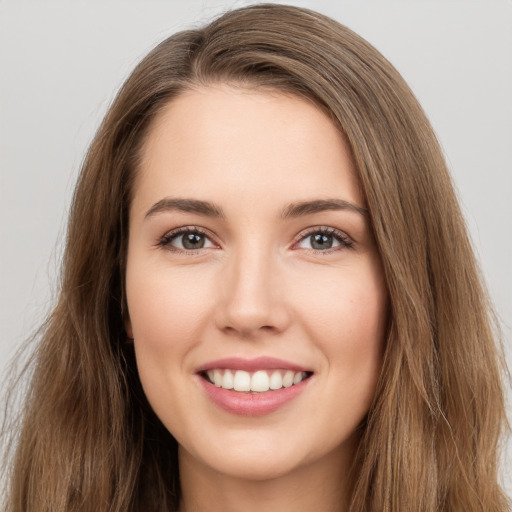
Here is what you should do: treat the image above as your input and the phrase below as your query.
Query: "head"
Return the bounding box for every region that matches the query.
[10,4,508,511]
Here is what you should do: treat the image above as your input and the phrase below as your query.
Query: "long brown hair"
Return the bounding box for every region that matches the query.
[3,4,509,511]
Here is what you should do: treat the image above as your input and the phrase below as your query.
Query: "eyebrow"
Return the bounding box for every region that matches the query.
[145,198,226,219]
[144,197,368,220]
[280,199,368,218]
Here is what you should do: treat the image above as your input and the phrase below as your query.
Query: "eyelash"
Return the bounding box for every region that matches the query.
[157,226,214,253]
[295,226,354,253]
[157,226,354,254]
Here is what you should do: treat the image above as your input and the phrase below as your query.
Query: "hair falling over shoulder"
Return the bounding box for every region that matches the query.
[2,4,510,511]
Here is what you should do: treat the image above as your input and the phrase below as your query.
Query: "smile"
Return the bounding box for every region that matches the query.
[205,369,310,393]
[196,357,314,416]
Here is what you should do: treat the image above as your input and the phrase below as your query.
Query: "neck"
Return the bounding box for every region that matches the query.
[178,440,357,512]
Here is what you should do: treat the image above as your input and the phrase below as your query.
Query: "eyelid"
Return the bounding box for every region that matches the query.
[156,225,354,254]
[157,225,219,252]
[291,226,354,252]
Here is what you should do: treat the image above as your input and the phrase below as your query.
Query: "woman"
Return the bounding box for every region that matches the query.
[3,4,509,511]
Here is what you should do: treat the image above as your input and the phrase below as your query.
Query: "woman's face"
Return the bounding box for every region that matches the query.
[125,85,388,481]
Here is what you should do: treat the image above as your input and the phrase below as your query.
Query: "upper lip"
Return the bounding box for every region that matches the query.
[195,356,312,373]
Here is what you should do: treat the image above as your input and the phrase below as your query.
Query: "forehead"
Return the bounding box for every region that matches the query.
[132,85,363,217]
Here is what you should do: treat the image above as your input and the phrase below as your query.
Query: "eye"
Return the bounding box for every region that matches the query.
[295,227,353,252]
[158,227,217,252]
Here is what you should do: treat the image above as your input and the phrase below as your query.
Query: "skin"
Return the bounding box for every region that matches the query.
[125,85,388,512]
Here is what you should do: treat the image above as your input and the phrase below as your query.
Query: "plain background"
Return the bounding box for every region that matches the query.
[1,0,511,496]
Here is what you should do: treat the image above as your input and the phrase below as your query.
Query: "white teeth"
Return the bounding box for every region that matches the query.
[213,369,223,387]
[206,369,309,392]
[293,372,304,385]
[269,370,283,390]
[283,370,294,388]
[233,370,251,391]
[251,370,270,392]
[222,370,234,389]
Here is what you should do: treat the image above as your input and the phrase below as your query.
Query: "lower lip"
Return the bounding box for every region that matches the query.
[198,375,311,416]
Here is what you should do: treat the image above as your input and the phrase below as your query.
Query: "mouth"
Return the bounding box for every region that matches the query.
[195,357,314,416]
[201,368,312,393]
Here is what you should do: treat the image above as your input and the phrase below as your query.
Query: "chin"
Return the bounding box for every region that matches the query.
[179,424,345,484]
[206,451,306,482]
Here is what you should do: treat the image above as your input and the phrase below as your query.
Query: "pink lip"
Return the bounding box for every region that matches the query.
[195,356,311,373]
[195,357,313,416]
[198,376,311,416]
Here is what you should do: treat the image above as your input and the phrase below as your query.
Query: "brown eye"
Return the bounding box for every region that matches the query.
[296,228,353,252]
[310,233,334,250]
[181,232,206,249]
[159,228,216,251]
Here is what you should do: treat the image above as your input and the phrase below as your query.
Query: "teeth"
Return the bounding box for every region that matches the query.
[206,369,308,392]
[213,369,222,387]
[283,370,294,388]
[222,370,234,389]
[269,370,283,390]
[233,370,251,391]
[293,371,303,385]
[251,370,270,392]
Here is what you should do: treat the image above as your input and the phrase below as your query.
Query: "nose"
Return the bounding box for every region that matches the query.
[214,244,291,338]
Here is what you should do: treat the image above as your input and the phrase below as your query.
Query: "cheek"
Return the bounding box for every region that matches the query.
[293,260,387,386]
[295,260,386,340]
[125,261,219,429]
[125,261,215,363]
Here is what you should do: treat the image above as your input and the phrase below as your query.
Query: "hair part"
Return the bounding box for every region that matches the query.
[3,4,509,511]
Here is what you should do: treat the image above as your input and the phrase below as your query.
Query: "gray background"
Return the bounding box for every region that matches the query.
[1,0,511,495]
